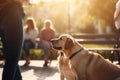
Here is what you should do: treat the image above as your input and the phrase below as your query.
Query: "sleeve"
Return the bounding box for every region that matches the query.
[30,29,39,40]
[24,29,38,40]
[114,1,120,20]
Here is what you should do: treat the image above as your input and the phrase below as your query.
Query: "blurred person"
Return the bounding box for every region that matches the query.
[38,19,56,67]
[0,0,25,80]
[114,0,120,64]
[23,17,39,66]
[114,0,120,31]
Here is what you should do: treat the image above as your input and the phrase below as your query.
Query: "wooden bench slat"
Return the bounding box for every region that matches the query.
[0,34,120,50]
[76,39,120,44]
[86,48,120,51]
[72,34,120,39]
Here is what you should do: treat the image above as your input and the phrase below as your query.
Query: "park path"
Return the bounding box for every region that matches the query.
[0,60,60,80]
[0,60,119,80]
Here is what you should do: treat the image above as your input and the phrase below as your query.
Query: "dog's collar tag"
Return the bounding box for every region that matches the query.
[69,48,84,59]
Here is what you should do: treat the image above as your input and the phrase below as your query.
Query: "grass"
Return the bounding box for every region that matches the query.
[82,44,114,48]
[0,44,117,60]
[21,49,58,60]
[82,44,118,60]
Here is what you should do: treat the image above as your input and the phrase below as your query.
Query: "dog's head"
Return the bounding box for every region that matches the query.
[51,34,75,51]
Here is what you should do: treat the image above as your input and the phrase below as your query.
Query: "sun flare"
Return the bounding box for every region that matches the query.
[30,0,40,4]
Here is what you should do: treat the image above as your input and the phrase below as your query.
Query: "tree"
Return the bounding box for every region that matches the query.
[87,0,117,32]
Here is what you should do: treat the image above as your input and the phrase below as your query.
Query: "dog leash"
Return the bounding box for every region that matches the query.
[69,48,84,59]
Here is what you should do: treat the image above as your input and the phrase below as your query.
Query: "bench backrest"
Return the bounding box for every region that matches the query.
[71,34,120,44]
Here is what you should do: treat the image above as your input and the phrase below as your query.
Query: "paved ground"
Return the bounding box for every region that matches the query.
[0,60,60,80]
[0,60,119,80]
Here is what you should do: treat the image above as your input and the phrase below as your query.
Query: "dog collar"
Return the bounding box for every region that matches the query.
[69,48,84,59]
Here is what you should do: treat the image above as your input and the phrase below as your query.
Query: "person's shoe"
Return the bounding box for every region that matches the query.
[117,62,120,65]
[43,61,49,67]
[23,62,30,67]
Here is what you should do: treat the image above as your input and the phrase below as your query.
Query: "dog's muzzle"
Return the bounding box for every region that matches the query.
[50,40,62,50]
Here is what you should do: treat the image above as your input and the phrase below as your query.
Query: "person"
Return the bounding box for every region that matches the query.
[38,19,56,67]
[23,17,39,66]
[114,0,120,64]
[114,0,120,32]
[0,0,25,80]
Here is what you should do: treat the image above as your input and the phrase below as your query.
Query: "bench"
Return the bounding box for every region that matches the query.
[0,39,57,62]
[71,33,120,62]
[31,34,120,62]
[30,43,57,63]
[0,34,120,62]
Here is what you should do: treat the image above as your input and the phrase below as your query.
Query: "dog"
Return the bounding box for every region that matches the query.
[57,51,77,80]
[51,34,120,80]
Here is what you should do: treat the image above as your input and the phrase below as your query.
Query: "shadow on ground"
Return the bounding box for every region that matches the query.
[21,65,59,80]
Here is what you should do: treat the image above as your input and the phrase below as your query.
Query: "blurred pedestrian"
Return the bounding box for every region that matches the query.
[0,0,25,80]
[114,0,120,64]
[114,0,120,32]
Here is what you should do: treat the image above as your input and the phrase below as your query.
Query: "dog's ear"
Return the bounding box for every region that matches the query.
[64,38,75,50]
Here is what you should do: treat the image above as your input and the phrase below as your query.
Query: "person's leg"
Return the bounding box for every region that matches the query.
[14,65,22,80]
[115,28,120,64]
[23,40,35,66]
[39,42,49,67]
[117,29,120,64]
[1,4,24,80]
[115,44,120,64]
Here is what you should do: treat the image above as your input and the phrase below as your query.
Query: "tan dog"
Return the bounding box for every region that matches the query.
[57,51,77,80]
[51,34,120,80]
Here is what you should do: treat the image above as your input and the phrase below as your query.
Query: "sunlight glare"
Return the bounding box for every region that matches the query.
[30,0,40,4]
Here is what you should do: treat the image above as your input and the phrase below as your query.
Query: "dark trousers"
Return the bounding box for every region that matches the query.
[23,40,35,57]
[0,3,24,80]
[115,29,120,64]
[117,29,120,63]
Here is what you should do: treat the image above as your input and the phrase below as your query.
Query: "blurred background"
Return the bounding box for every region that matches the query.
[21,0,118,35]
[0,0,119,60]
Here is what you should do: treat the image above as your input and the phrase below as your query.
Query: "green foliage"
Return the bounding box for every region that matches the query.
[23,0,117,34]
[82,44,118,60]
[36,19,43,30]
[82,44,114,48]
[78,14,97,33]
[0,47,118,61]
[30,49,44,60]
[91,50,111,59]
[21,49,58,60]
[88,0,116,32]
